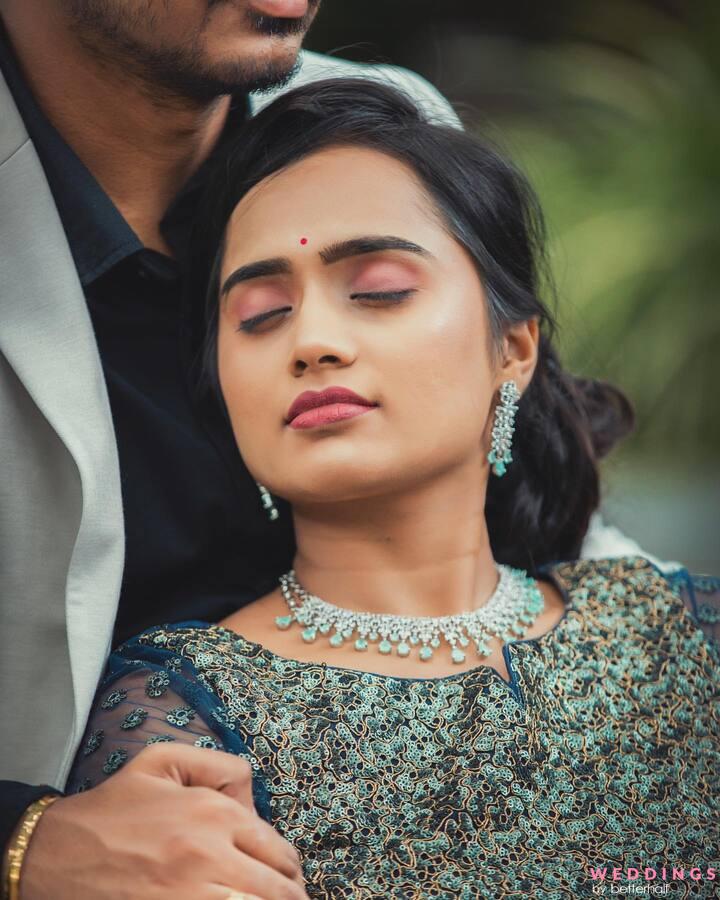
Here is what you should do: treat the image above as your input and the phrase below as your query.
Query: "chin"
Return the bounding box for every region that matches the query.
[279,462,409,507]
[198,41,301,94]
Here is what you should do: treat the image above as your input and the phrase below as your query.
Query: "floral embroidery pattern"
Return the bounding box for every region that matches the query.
[82,730,104,756]
[100,689,127,710]
[145,671,171,697]
[120,707,149,730]
[166,706,195,727]
[146,734,176,745]
[102,748,128,775]
[194,735,222,750]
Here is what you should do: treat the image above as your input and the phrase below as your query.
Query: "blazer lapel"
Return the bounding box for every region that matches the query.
[0,69,125,784]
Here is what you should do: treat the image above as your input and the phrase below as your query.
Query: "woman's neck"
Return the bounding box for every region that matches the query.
[291,462,498,619]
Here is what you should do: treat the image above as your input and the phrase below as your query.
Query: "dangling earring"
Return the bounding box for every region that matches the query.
[487,380,521,477]
[257,482,279,521]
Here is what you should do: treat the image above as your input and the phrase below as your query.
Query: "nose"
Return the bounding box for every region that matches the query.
[289,295,357,377]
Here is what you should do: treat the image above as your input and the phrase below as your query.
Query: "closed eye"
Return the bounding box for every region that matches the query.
[237,306,293,333]
[349,289,417,302]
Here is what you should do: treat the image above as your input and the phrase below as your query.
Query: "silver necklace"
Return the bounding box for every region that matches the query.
[275,565,545,664]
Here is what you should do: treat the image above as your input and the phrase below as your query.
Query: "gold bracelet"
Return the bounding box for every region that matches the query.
[3,795,61,900]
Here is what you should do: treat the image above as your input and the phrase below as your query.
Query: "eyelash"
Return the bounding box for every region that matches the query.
[237,306,293,333]
[237,289,416,333]
[349,289,415,302]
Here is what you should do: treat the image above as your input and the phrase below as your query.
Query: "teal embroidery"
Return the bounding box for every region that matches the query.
[166,706,196,727]
[82,729,104,756]
[146,734,176,745]
[194,735,222,750]
[120,707,149,729]
[102,748,128,775]
[145,671,170,697]
[100,689,127,710]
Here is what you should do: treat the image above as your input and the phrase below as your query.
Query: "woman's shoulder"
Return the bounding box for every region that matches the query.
[113,620,231,658]
[107,620,272,690]
[543,555,720,650]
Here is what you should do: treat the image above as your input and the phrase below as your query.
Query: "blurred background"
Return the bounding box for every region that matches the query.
[305,0,719,572]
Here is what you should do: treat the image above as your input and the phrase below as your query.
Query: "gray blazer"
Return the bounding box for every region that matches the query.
[0,51,650,790]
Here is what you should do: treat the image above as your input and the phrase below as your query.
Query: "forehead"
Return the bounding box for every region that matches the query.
[224,145,442,258]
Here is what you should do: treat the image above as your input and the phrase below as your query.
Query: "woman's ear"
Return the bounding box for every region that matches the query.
[498,318,540,393]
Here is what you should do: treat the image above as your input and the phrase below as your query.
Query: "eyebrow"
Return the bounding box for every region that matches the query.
[319,235,432,265]
[219,235,431,299]
[220,258,292,297]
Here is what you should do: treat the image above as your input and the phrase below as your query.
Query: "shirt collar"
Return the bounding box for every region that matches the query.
[0,19,249,287]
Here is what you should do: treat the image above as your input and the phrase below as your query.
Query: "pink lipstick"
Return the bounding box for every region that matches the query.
[286,386,378,430]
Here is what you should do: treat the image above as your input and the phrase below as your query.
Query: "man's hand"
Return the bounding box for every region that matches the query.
[19,744,309,900]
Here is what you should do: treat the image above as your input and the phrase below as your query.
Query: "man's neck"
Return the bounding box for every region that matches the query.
[3,9,232,255]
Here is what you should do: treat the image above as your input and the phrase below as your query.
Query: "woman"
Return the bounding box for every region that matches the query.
[68,79,719,898]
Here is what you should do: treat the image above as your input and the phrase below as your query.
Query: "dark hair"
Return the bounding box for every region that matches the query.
[187,77,634,573]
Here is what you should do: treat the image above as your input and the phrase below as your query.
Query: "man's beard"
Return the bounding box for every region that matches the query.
[67,0,320,103]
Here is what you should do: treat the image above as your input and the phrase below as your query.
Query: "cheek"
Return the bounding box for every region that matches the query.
[217,326,272,455]
[386,293,492,424]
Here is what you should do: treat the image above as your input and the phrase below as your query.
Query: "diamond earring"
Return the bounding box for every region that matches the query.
[487,380,521,477]
[257,482,279,521]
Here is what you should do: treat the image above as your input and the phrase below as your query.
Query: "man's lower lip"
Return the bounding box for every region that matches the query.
[288,403,377,430]
[248,0,309,17]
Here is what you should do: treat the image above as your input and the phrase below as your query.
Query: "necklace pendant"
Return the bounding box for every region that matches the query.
[301,627,317,643]
[419,646,433,661]
[329,632,344,647]
[275,615,293,630]
[451,647,466,664]
[397,641,411,657]
[354,638,369,651]
[378,639,393,654]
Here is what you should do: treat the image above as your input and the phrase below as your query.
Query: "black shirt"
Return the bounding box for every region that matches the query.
[0,23,295,845]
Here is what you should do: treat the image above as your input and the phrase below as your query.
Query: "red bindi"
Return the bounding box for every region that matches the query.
[300,237,308,245]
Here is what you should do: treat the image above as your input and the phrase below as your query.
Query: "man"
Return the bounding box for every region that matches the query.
[0,1,651,896]
[0,2,463,896]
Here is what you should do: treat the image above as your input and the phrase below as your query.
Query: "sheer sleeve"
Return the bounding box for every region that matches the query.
[65,630,272,821]
[669,569,720,648]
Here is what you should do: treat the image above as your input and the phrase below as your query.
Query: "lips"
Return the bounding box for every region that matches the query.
[248,0,309,17]
[286,386,378,430]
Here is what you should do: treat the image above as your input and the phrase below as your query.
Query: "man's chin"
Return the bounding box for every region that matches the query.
[163,45,301,102]
[235,53,302,95]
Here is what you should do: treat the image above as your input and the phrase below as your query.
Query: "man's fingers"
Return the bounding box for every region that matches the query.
[233,813,304,882]
[215,848,310,900]
[130,743,256,808]
[211,893,264,900]
[209,889,264,900]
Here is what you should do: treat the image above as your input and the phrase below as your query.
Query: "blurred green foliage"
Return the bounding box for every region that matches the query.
[499,4,720,463]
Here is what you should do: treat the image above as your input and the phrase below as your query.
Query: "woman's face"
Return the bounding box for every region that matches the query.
[217,145,532,505]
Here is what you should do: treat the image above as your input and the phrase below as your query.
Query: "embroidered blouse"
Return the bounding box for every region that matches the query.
[67,557,720,899]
